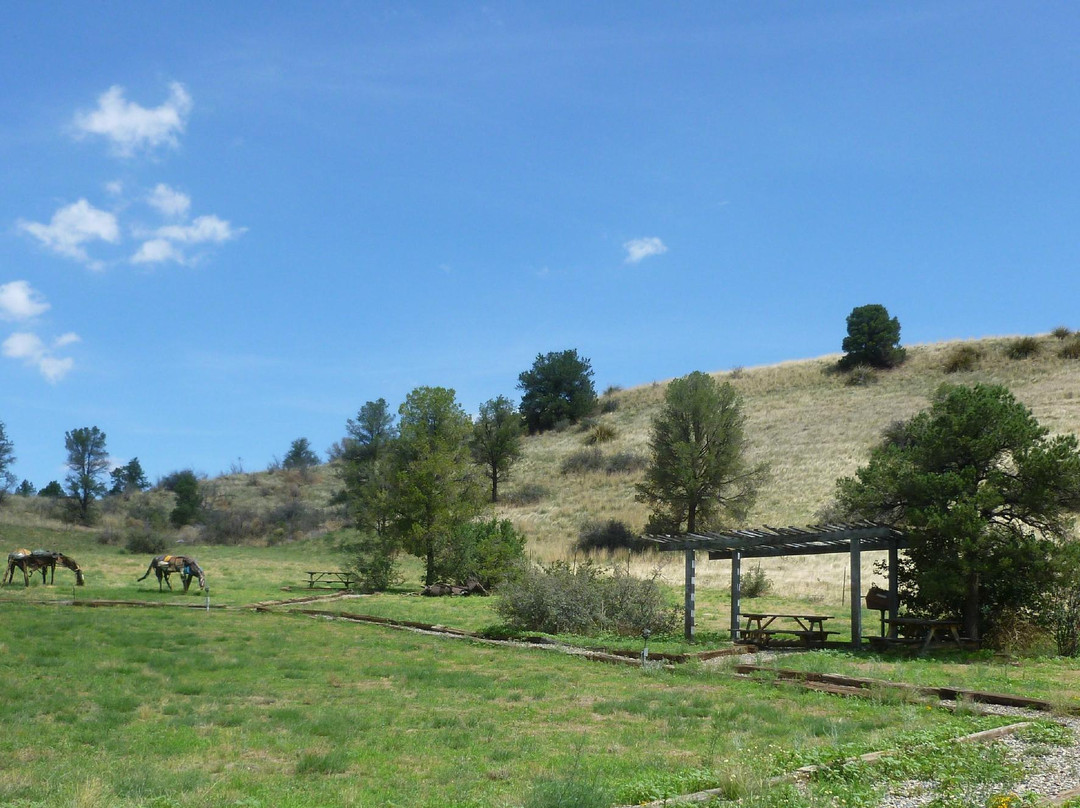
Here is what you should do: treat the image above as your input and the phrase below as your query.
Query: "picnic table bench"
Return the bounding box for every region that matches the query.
[305,571,356,589]
[884,617,963,655]
[739,612,837,648]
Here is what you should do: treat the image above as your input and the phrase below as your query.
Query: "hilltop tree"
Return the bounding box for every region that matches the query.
[283,437,320,471]
[839,303,906,370]
[518,349,597,433]
[110,457,150,496]
[64,426,109,523]
[389,386,484,586]
[0,421,15,505]
[636,371,766,534]
[167,469,203,527]
[16,479,35,497]
[470,395,523,503]
[837,383,1080,640]
[39,480,64,498]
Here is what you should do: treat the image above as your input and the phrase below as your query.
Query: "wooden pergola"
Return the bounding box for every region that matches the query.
[646,521,908,646]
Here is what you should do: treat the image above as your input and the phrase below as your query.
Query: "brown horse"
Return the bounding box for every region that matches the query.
[136,554,206,592]
[4,549,85,587]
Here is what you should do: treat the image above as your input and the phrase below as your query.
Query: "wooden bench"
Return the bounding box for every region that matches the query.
[305,571,356,589]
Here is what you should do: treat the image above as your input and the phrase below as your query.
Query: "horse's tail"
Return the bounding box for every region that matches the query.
[136,559,157,581]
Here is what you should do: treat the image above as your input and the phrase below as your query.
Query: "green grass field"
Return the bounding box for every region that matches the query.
[2,537,1078,807]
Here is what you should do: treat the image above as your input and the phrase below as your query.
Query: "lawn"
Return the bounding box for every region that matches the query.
[0,603,1022,808]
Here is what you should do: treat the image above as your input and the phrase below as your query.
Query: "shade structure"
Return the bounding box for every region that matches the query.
[646,521,907,644]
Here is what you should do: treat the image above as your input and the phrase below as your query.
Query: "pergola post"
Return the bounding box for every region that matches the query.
[850,536,862,648]
[888,543,899,639]
[730,551,742,641]
[684,549,696,642]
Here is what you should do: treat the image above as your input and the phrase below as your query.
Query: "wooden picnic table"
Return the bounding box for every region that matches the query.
[884,617,963,654]
[305,571,356,589]
[739,612,836,648]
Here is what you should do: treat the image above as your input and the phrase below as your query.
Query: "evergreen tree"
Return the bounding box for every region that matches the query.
[839,303,906,370]
[64,426,109,523]
[518,349,597,433]
[636,371,766,534]
[837,383,1080,640]
[389,386,484,586]
[470,395,523,502]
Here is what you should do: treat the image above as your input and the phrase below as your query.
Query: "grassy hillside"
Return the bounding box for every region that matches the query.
[3,332,1078,595]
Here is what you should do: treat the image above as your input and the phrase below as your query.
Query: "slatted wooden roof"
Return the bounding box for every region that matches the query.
[646,520,906,560]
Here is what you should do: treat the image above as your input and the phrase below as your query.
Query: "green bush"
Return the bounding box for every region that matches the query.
[495,560,680,636]
[560,448,605,474]
[740,564,772,598]
[1005,336,1041,359]
[943,345,981,373]
[124,530,167,555]
[434,518,527,589]
[1052,326,1072,340]
[604,451,648,474]
[574,520,652,554]
[502,482,549,506]
[338,530,401,593]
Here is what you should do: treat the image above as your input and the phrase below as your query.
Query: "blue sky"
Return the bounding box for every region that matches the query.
[2,2,1078,489]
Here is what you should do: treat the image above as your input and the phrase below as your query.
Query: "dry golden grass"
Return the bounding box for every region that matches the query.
[495,333,1080,592]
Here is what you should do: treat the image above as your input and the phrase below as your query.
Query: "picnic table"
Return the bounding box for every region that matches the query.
[305,571,356,589]
[884,617,963,654]
[739,612,836,648]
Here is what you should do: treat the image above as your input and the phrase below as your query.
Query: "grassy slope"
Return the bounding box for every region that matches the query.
[495,334,1080,594]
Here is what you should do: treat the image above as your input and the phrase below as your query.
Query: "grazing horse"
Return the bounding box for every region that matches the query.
[4,549,85,587]
[137,554,206,592]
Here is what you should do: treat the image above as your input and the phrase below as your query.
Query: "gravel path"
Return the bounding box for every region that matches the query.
[875,703,1080,807]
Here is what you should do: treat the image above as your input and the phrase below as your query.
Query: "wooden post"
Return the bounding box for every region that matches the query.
[684,549,696,642]
[888,543,899,639]
[730,551,742,641]
[850,537,862,648]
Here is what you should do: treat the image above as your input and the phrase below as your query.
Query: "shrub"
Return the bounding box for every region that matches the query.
[338,530,401,593]
[1005,336,1041,359]
[124,529,167,555]
[1058,337,1080,360]
[943,345,981,373]
[265,499,324,541]
[844,365,878,387]
[584,423,616,445]
[604,451,648,475]
[983,613,1055,658]
[740,564,772,598]
[502,482,550,506]
[200,506,262,545]
[560,448,605,474]
[495,560,680,636]
[434,518,527,589]
[1052,326,1072,341]
[574,520,652,554]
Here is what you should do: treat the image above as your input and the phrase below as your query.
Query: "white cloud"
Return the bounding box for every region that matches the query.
[105,180,124,196]
[132,238,185,265]
[18,199,120,265]
[2,331,78,383]
[74,82,192,156]
[147,183,191,218]
[623,236,668,264]
[0,281,50,321]
[156,215,241,244]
